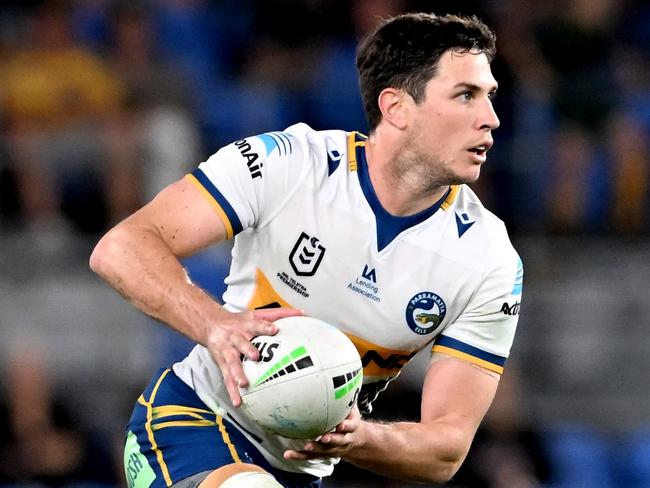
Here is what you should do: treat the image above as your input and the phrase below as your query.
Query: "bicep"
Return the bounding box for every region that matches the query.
[421,353,499,436]
[123,176,228,257]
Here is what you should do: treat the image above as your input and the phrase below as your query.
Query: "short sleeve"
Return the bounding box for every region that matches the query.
[432,233,523,375]
[185,128,308,239]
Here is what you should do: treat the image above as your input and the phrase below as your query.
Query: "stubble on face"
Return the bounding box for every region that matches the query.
[389,131,480,198]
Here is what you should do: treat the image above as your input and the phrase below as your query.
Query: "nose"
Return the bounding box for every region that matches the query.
[478,99,500,131]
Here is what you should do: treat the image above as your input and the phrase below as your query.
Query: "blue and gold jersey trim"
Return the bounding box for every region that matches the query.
[432,335,506,374]
[186,169,243,239]
[140,368,173,485]
[353,139,453,251]
[347,132,367,172]
[440,185,460,210]
[131,368,248,487]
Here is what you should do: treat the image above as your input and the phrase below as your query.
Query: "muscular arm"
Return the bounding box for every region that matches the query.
[90,177,228,343]
[286,354,499,484]
[90,177,300,405]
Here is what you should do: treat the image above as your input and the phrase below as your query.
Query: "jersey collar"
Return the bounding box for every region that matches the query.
[355,139,451,252]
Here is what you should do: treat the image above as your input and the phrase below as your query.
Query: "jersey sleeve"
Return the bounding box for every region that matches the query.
[432,231,523,375]
[185,127,309,239]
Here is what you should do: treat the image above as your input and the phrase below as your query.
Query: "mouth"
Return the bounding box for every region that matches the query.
[466,142,492,161]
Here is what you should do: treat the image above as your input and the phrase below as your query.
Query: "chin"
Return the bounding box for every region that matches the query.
[454,168,481,185]
[469,168,482,182]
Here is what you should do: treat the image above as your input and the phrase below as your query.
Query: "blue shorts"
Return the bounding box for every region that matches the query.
[124,368,321,488]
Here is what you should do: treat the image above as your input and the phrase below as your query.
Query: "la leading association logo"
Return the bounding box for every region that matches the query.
[405,291,447,335]
[289,232,326,276]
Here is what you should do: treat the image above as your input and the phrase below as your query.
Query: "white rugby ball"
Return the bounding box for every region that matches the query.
[239,316,362,439]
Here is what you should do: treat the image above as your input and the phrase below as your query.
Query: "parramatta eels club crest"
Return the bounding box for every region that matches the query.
[405,291,447,335]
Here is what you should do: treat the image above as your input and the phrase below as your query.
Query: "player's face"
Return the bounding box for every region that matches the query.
[409,50,499,185]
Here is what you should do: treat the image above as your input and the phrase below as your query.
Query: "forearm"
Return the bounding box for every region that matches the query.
[344,419,469,484]
[89,222,222,345]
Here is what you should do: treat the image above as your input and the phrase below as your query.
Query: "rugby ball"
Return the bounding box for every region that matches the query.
[239,316,362,439]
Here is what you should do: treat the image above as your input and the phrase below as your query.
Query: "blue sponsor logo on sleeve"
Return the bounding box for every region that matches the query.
[512,256,523,296]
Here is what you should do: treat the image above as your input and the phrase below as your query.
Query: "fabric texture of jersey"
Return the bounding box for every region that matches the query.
[175,123,523,477]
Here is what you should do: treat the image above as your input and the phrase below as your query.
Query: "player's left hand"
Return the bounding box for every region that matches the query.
[283,406,363,461]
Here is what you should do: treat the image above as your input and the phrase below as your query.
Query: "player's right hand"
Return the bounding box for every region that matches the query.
[206,307,303,407]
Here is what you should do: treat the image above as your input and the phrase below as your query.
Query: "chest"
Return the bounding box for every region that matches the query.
[253,184,479,355]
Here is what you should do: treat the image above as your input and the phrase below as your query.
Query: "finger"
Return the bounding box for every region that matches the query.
[253,307,304,323]
[319,433,332,444]
[223,347,249,388]
[302,441,316,451]
[283,450,309,461]
[238,313,279,338]
[317,433,345,445]
[212,350,243,407]
[287,446,341,460]
[250,319,279,337]
[335,419,355,433]
[302,440,338,452]
[235,334,261,361]
[224,375,242,408]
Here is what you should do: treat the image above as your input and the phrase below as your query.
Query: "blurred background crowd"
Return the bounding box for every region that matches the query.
[0,0,649,486]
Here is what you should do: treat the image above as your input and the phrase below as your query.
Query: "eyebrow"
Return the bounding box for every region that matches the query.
[453,82,499,93]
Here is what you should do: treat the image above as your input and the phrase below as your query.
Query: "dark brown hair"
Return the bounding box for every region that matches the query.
[356,13,497,131]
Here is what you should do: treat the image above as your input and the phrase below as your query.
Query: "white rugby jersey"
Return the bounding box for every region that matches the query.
[173,123,523,477]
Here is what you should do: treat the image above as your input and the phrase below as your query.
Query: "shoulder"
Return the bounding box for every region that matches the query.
[280,123,358,182]
[448,185,520,270]
[454,185,505,231]
[200,123,341,174]
[234,123,349,167]
[286,123,350,162]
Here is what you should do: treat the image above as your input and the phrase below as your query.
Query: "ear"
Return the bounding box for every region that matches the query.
[377,88,411,130]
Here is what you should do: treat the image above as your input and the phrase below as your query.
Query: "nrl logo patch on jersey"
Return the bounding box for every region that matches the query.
[405,291,447,335]
[289,232,326,276]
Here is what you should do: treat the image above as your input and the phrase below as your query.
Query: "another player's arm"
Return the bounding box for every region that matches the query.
[89,177,300,406]
[285,354,499,484]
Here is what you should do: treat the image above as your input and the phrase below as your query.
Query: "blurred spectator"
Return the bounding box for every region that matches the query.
[535,0,620,133]
[607,113,649,235]
[480,0,556,232]
[0,0,137,234]
[545,122,609,234]
[0,145,22,228]
[151,0,262,150]
[303,0,403,133]
[242,0,329,91]
[107,1,201,201]
[0,342,117,484]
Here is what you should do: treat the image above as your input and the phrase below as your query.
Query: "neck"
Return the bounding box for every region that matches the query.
[364,129,449,216]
